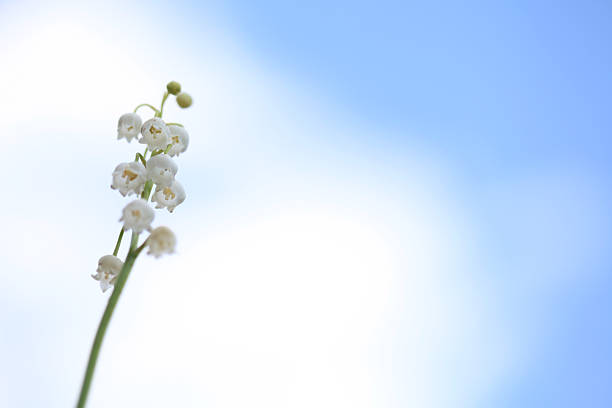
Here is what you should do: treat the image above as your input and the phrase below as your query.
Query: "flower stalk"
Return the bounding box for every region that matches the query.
[77,81,192,407]
[77,232,140,408]
[112,227,124,257]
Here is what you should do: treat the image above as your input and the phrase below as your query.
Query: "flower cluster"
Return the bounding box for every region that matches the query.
[94,81,193,292]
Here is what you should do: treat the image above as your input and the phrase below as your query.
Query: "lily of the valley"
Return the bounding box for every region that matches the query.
[120,199,155,233]
[167,125,189,157]
[146,226,176,258]
[111,161,147,197]
[91,255,123,292]
[140,117,170,150]
[146,154,178,188]
[117,113,142,142]
[152,180,186,212]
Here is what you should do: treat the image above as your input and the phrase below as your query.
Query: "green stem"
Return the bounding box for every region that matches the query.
[112,227,124,256]
[133,103,160,114]
[77,232,140,408]
[141,180,154,201]
[136,238,149,255]
[156,91,169,118]
[135,153,146,166]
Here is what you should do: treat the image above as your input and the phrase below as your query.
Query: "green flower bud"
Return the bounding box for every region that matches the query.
[176,92,193,108]
[166,81,181,95]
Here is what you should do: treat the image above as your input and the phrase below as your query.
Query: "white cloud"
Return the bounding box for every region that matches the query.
[0,1,519,407]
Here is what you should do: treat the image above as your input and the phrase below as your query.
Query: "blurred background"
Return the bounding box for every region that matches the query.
[1,0,611,406]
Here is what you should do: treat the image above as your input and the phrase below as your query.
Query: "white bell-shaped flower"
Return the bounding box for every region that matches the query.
[111,161,147,197]
[120,199,155,233]
[146,154,177,188]
[146,226,176,258]
[152,180,186,212]
[92,255,123,292]
[140,118,170,150]
[117,113,142,142]
[167,125,189,157]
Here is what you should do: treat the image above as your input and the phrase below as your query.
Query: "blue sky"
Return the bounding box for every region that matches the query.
[0,0,611,407]
[215,0,611,155]
[208,3,612,404]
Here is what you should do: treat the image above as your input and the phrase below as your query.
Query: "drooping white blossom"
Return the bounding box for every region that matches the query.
[111,161,147,197]
[152,180,186,212]
[92,255,123,292]
[140,118,170,150]
[146,226,176,258]
[117,113,142,142]
[166,125,189,157]
[146,154,178,188]
[120,199,155,233]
